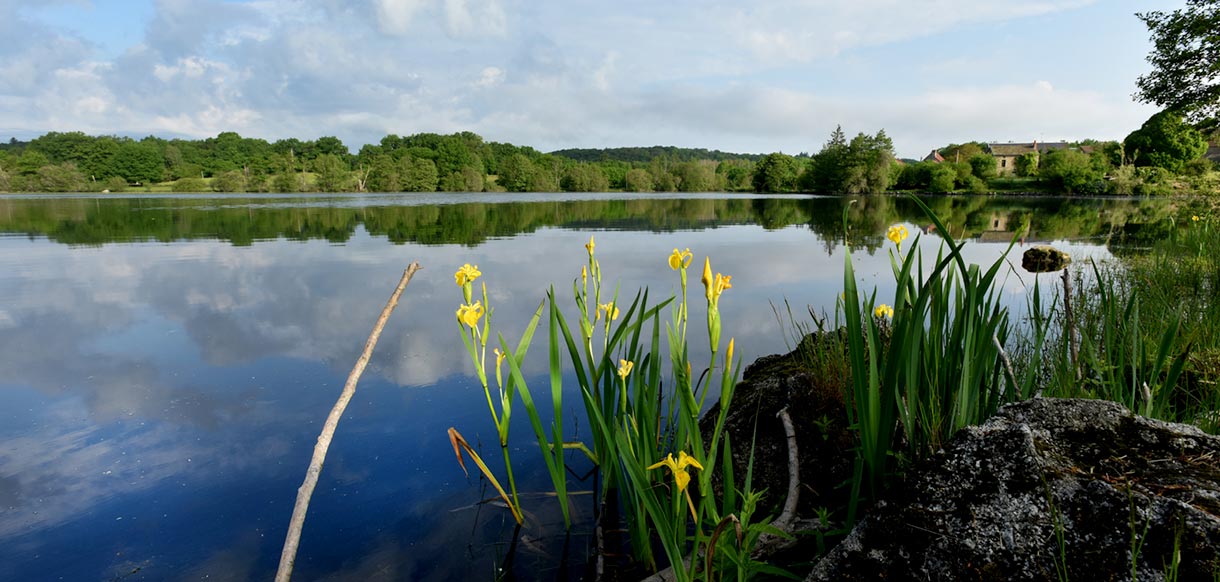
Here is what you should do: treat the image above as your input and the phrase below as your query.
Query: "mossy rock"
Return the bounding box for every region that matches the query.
[1021,245,1071,273]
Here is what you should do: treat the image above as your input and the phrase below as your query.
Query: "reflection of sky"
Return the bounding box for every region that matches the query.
[0,198,1116,580]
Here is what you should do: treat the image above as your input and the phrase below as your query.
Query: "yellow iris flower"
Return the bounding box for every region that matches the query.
[618,359,634,379]
[647,451,704,493]
[1193,215,1201,222]
[874,304,894,319]
[701,257,714,301]
[597,302,620,322]
[585,235,595,257]
[668,248,693,270]
[454,263,481,286]
[886,225,909,247]
[456,301,484,328]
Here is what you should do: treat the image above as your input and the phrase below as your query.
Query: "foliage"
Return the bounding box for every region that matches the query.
[624,168,654,192]
[800,128,895,194]
[1124,110,1209,173]
[1039,149,1105,194]
[552,145,763,163]
[172,177,210,193]
[717,160,754,192]
[967,153,998,180]
[840,200,1017,513]
[674,160,719,192]
[1135,0,1220,130]
[213,170,247,193]
[450,238,749,580]
[560,163,610,192]
[752,152,802,193]
[312,153,350,192]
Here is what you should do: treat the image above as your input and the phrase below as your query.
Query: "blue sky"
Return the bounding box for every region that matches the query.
[0,0,1185,158]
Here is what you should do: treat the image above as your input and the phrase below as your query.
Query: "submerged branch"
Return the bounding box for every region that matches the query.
[274,262,423,582]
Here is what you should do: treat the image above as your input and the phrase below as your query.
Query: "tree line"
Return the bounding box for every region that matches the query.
[0,113,1214,195]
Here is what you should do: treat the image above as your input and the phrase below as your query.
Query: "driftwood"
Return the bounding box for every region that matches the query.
[274,262,423,582]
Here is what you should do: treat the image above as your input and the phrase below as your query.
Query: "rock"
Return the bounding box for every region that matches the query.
[700,332,856,517]
[807,398,1220,581]
[1021,245,1071,273]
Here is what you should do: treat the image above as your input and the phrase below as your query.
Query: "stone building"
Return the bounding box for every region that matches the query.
[986,141,1069,176]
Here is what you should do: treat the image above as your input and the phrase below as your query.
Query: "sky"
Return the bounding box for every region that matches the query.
[0,0,1186,159]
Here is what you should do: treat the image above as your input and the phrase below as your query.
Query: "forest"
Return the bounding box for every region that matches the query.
[0,110,1215,196]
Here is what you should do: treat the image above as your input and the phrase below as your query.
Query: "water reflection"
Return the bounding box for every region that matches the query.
[0,193,1176,581]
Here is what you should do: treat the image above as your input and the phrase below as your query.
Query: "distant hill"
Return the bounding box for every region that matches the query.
[550,145,764,163]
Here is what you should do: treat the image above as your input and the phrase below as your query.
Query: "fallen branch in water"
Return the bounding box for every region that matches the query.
[274,262,422,582]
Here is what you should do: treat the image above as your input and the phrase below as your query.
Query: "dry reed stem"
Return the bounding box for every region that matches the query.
[274,262,422,582]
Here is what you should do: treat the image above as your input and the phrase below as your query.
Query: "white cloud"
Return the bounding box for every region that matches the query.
[443,0,506,37]
[475,66,504,88]
[374,0,431,35]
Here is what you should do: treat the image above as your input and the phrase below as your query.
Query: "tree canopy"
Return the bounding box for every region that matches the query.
[1124,110,1208,173]
[1135,0,1220,130]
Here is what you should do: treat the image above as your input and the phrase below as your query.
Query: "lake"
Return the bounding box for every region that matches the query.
[0,192,1177,581]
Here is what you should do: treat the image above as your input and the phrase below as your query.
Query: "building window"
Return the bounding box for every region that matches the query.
[1001,159,1007,167]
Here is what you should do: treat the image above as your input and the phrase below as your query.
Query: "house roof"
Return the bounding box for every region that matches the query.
[923,149,945,163]
[987,142,1070,156]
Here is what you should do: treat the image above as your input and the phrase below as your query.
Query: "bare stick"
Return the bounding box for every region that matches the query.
[1061,268,1079,381]
[993,332,1018,400]
[755,407,800,553]
[274,262,422,582]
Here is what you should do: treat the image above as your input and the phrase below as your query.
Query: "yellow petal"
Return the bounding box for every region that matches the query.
[668,248,683,270]
[618,359,634,379]
[701,257,713,301]
[676,450,704,472]
[647,453,677,471]
[585,235,595,256]
[674,469,691,492]
[454,263,481,287]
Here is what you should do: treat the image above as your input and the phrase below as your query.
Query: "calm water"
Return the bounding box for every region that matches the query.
[0,193,1177,581]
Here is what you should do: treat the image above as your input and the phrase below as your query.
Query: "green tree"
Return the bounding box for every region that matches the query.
[111,140,165,183]
[717,160,753,191]
[801,126,847,192]
[623,168,654,192]
[967,153,998,180]
[497,153,534,192]
[928,164,957,193]
[600,160,630,189]
[314,136,350,158]
[213,170,247,193]
[367,155,401,192]
[560,163,610,192]
[400,157,439,192]
[674,160,717,192]
[16,150,49,176]
[842,131,896,193]
[313,153,350,192]
[939,142,985,164]
[752,152,801,192]
[1015,152,1039,177]
[172,177,210,192]
[526,169,560,192]
[1124,110,1208,173]
[1136,0,1220,130]
[34,163,87,192]
[101,176,127,192]
[1040,149,1104,194]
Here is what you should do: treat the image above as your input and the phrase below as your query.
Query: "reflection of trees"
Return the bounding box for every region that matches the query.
[0,195,1177,248]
